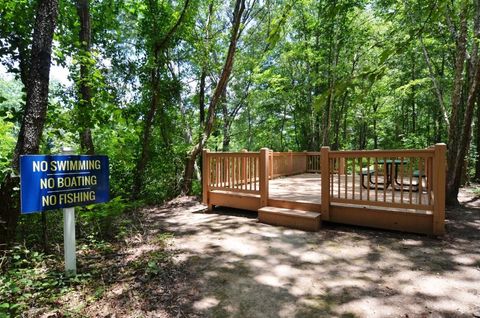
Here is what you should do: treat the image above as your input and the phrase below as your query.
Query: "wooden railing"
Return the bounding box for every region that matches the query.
[328,151,434,208]
[306,152,321,172]
[320,144,446,235]
[202,148,270,208]
[269,151,308,178]
[203,151,261,194]
[268,151,344,176]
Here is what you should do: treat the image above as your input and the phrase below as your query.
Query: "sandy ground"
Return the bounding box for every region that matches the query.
[83,189,480,318]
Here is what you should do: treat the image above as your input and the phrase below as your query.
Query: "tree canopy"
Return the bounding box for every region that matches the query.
[1,0,480,242]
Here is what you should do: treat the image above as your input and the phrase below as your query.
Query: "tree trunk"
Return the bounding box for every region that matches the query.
[198,2,214,128]
[280,104,288,151]
[182,0,246,194]
[77,0,95,154]
[131,0,190,198]
[373,102,378,149]
[199,69,207,126]
[420,37,450,126]
[221,90,230,151]
[447,4,468,176]
[131,68,159,198]
[410,49,416,133]
[475,93,480,180]
[446,2,480,205]
[0,0,58,247]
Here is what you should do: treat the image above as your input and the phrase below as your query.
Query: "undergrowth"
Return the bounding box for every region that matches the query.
[0,197,146,317]
[0,246,92,317]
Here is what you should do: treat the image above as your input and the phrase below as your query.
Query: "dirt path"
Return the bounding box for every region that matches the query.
[84,190,480,318]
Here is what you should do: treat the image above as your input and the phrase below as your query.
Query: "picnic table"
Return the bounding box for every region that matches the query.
[361,159,424,191]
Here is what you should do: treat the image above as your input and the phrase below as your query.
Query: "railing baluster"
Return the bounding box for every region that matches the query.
[242,156,245,191]
[330,159,334,197]
[400,156,404,204]
[374,157,378,201]
[367,157,370,201]
[210,158,213,188]
[359,157,363,201]
[236,157,240,189]
[233,157,237,189]
[223,157,226,187]
[216,158,219,188]
[337,158,341,198]
[409,160,413,204]
[383,157,387,202]
[392,157,395,204]
[352,159,356,200]
[228,157,231,189]
[427,157,432,205]
[250,157,252,190]
[418,158,423,205]
[253,157,256,191]
[344,159,348,199]
[231,156,234,189]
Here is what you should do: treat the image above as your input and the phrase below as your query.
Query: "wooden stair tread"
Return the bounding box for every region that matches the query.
[258,206,321,219]
[258,206,321,232]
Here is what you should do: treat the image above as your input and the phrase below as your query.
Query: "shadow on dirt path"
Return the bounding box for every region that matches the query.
[85,188,480,318]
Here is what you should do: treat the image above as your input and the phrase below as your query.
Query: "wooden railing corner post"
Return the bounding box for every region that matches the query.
[433,143,446,235]
[260,148,270,207]
[202,149,211,209]
[320,146,330,220]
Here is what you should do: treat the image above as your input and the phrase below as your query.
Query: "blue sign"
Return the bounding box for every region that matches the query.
[20,155,109,214]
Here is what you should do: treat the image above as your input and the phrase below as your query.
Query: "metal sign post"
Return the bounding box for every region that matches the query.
[61,147,76,276]
[63,205,76,276]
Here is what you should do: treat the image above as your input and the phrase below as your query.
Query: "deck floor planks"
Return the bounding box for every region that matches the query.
[268,173,430,208]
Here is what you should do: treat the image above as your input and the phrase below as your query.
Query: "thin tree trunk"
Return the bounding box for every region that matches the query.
[373,102,378,149]
[280,104,288,151]
[475,93,480,180]
[77,0,95,154]
[182,0,246,194]
[0,0,58,247]
[131,68,159,198]
[131,0,190,198]
[222,79,251,151]
[199,69,207,126]
[420,37,450,126]
[411,49,416,133]
[221,90,230,151]
[199,2,213,128]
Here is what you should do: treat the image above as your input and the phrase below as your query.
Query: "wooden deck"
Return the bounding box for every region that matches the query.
[203,145,446,235]
[269,173,322,204]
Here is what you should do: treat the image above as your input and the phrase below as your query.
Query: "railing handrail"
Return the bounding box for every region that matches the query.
[270,151,309,156]
[207,152,260,158]
[329,149,434,157]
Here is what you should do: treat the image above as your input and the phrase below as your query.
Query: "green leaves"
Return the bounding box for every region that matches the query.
[0,247,70,317]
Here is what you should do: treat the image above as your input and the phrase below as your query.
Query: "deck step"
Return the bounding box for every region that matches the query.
[258,206,321,232]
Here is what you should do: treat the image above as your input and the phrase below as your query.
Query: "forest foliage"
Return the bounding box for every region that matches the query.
[1,0,480,242]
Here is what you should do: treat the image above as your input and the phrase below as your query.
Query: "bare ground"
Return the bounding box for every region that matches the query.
[77,188,480,318]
